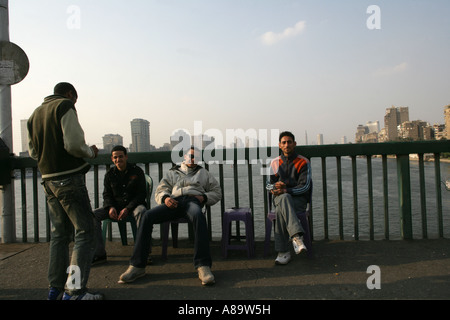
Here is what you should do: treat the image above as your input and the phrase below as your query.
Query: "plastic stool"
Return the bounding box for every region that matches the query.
[222,207,255,258]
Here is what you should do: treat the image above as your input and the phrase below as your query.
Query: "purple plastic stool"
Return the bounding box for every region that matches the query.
[222,207,255,258]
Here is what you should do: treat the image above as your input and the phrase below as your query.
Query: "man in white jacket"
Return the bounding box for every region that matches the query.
[119,147,221,285]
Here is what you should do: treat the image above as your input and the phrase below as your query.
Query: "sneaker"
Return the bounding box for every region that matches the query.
[118,265,146,284]
[275,251,291,265]
[62,291,104,300]
[47,287,63,300]
[197,266,215,286]
[92,255,107,266]
[292,235,307,254]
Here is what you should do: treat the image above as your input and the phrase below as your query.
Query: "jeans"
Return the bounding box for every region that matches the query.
[42,174,95,296]
[130,196,211,269]
[273,193,306,253]
[93,204,146,257]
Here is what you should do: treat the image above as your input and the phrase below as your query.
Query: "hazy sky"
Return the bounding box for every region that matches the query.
[7,0,450,152]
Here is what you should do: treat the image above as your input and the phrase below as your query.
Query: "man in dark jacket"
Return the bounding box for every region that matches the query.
[28,82,102,300]
[267,131,311,265]
[92,145,147,264]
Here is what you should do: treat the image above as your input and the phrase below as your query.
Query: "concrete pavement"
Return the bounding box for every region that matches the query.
[1,238,450,300]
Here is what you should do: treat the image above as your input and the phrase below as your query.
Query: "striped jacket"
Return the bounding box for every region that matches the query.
[268,152,312,197]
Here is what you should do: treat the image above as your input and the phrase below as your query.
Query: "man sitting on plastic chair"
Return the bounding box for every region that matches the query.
[119,146,221,286]
[267,131,312,265]
[92,145,147,265]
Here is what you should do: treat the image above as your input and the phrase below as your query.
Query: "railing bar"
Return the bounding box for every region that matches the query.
[321,157,328,240]
[94,165,99,209]
[219,163,225,220]
[351,156,359,240]
[418,154,428,239]
[396,154,413,239]
[336,156,343,240]
[382,155,389,240]
[204,163,212,241]
[434,153,443,238]
[32,167,39,242]
[308,157,314,241]
[233,159,240,239]
[20,169,27,242]
[367,156,374,240]
[247,161,255,238]
[262,165,268,239]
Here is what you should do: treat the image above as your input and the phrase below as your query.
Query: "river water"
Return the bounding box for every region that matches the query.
[11,157,450,241]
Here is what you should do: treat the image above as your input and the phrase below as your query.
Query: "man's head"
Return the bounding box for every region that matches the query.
[111,145,128,171]
[279,131,297,156]
[54,82,78,104]
[184,146,200,168]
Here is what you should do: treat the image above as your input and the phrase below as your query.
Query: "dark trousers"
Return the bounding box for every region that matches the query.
[130,196,211,269]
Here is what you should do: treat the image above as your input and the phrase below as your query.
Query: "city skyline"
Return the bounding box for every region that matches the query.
[18,98,449,155]
[8,1,450,153]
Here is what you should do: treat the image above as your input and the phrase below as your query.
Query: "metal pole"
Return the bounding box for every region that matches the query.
[0,0,16,243]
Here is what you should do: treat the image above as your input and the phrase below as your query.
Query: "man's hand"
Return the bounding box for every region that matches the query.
[271,181,287,196]
[194,195,205,204]
[109,207,118,220]
[118,208,129,221]
[164,197,178,209]
[91,145,99,158]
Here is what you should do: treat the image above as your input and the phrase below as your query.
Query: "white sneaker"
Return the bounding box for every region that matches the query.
[197,266,215,285]
[275,251,291,265]
[118,265,146,283]
[292,235,307,254]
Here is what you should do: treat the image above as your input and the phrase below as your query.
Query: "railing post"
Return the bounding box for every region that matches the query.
[396,154,413,239]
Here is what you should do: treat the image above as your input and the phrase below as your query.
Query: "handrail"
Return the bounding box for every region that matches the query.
[5,140,450,243]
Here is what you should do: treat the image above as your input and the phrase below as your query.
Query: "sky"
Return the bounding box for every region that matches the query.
[6,0,450,153]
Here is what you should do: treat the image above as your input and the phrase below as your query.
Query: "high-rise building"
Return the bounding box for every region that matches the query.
[445,105,450,139]
[130,118,150,152]
[355,124,368,143]
[20,119,28,153]
[102,134,123,153]
[384,106,409,141]
[398,120,430,141]
[366,120,380,133]
[317,134,323,145]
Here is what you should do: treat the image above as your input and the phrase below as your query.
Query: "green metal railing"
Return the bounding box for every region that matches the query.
[7,140,450,243]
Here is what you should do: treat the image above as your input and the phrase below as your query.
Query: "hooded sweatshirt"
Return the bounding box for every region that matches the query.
[155,163,222,207]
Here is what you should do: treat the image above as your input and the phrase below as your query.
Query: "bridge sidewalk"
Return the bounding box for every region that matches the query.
[1,238,449,300]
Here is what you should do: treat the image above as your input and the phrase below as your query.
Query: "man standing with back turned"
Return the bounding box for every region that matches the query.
[27,82,103,300]
[267,131,311,265]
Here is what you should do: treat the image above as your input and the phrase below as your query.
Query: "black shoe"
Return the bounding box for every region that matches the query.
[92,255,107,266]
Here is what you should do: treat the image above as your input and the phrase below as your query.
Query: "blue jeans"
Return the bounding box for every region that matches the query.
[42,174,95,295]
[130,196,211,269]
[93,204,146,257]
